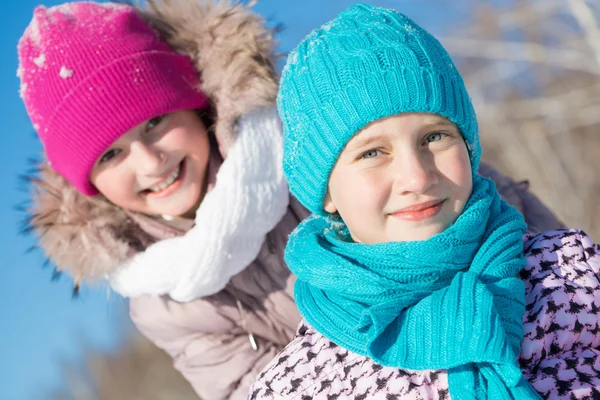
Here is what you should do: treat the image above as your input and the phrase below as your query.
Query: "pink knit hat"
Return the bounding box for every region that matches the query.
[17,2,210,196]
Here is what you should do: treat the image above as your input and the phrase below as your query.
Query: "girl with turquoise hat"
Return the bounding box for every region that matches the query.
[250,4,600,399]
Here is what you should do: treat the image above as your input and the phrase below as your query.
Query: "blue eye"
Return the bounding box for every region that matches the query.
[146,115,165,132]
[361,149,381,159]
[424,132,444,143]
[99,148,121,164]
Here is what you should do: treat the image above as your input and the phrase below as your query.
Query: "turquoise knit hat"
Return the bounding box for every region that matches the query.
[278,4,480,215]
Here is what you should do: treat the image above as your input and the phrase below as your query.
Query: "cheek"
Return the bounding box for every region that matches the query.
[194,133,211,162]
[359,172,389,208]
[440,147,473,205]
[92,168,137,205]
[169,128,210,163]
[330,169,388,216]
[456,151,473,199]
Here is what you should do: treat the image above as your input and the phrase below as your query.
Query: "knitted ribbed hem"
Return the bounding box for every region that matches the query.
[282,67,479,216]
[43,51,209,196]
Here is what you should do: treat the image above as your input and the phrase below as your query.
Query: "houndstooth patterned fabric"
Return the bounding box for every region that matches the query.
[249,230,600,400]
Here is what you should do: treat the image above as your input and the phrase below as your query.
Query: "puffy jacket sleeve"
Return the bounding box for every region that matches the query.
[478,163,565,234]
[129,294,286,400]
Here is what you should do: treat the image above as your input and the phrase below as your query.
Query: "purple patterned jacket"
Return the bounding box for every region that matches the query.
[250,230,600,400]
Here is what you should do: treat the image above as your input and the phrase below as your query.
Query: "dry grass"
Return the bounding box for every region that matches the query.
[49,332,199,400]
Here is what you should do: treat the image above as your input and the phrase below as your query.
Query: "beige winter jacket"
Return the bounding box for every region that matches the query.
[128,197,307,399]
[25,1,565,399]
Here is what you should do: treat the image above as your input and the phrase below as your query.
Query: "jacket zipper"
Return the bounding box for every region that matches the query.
[230,234,276,352]
[234,292,258,351]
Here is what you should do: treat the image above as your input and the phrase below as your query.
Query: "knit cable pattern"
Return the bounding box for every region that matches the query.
[278,4,479,215]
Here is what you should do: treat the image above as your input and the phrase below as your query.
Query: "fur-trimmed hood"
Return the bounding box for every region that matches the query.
[24,0,280,289]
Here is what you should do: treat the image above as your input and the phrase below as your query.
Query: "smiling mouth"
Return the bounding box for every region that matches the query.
[390,199,446,222]
[141,160,184,196]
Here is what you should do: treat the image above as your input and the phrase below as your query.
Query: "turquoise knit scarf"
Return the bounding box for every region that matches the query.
[286,176,541,399]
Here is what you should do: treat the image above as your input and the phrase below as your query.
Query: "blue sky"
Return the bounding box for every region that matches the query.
[1,1,471,398]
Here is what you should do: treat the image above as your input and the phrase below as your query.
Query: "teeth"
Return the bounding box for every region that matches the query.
[148,165,181,192]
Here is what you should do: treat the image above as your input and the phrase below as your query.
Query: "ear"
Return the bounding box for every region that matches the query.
[323,192,338,214]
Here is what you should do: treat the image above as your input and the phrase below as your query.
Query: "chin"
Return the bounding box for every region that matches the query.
[174,189,202,217]
[166,200,198,218]
[148,191,200,217]
[384,226,445,243]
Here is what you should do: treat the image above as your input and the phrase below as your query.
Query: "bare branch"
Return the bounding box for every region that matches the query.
[442,37,599,75]
[566,0,600,70]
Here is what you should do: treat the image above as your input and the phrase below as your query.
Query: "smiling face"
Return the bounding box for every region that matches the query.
[324,113,473,244]
[90,110,210,217]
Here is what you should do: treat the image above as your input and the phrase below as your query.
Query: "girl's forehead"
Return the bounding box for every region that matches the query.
[365,113,455,130]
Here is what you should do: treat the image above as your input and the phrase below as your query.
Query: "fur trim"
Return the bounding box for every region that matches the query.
[25,162,155,285]
[140,0,280,156]
[24,0,280,287]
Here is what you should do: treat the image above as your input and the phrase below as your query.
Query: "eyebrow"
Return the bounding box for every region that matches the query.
[348,119,457,149]
[420,118,457,130]
[347,134,382,150]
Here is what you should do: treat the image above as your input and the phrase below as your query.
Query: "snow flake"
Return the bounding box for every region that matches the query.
[27,18,42,45]
[96,2,128,11]
[289,50,299,66]
[322,21,335,32]
[307,38,321,55]
[19,83,28,99]
[59,66,74,79]
[404,23,417,33]
[33,54,46,67]
[466,140,475,153]
[51,3,74,16]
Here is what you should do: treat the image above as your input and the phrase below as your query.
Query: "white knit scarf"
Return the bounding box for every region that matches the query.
[109,106,289,302]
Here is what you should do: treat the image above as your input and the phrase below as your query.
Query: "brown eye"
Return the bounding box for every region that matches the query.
[99,148,121,164]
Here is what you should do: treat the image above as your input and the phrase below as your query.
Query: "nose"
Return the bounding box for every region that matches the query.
[128,141,165,174]
[392,150,438,195]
